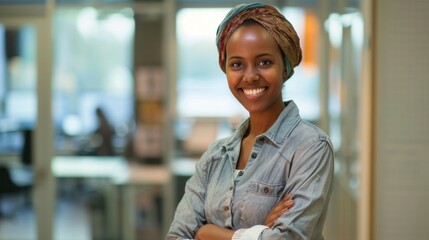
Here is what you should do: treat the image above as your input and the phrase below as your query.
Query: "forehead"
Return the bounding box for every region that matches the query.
[226,22,280,55]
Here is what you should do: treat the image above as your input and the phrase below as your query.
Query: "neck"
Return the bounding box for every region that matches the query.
[246,102,285,138]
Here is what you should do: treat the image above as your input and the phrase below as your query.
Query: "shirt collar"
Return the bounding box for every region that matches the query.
[264,100,301,147]
[222,100,302,149]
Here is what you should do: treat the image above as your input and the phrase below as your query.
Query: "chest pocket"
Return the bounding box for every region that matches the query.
[237,180,286,227]
[247,181,285,196]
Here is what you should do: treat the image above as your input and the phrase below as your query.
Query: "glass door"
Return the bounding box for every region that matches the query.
[0,20,39,240]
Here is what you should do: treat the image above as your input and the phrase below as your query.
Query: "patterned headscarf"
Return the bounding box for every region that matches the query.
[216,2,302,81]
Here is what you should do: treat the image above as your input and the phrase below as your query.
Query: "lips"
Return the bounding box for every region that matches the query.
[242,87,266,96]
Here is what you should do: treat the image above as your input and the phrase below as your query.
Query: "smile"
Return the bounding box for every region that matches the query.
[243,87,266,96]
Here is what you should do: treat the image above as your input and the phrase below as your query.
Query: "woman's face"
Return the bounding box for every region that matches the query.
[225,23,286,115]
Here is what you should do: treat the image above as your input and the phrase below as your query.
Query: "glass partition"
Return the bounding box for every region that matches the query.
[52,7,135,156]
[0,24,37,239]
[326,11,363,194]
[323,7,364,240]
[0,24,36,156]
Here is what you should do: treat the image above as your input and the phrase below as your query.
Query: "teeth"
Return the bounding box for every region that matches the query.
[243,88,265,96]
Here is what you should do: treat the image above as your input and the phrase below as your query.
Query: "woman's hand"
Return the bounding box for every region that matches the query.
[264,194,295,228]
[195,224,234,240]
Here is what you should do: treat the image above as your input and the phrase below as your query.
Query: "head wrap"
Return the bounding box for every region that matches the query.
[216,2,302,81]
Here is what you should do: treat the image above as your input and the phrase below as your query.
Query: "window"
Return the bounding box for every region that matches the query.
[53,7,135,154]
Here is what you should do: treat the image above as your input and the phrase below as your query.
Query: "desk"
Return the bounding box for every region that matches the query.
[51,156,170,240]
[52,156,128,180]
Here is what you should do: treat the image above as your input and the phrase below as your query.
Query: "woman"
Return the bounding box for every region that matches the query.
[167,3,334,240]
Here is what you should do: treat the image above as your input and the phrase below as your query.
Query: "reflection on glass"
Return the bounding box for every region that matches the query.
[326,11,364,194]
[323,10,364,240]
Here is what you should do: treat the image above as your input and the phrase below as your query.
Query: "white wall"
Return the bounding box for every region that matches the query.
[374,0,429,239]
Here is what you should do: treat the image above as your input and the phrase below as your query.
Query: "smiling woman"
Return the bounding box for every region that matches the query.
[167,2,334,240]
[224,21,286,117]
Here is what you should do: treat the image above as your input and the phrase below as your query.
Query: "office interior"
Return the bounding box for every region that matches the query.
[0,0,428,239]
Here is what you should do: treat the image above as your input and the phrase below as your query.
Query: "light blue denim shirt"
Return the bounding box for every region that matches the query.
[167,101,334,240]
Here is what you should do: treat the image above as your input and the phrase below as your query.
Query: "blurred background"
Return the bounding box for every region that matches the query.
[0,0,428,239]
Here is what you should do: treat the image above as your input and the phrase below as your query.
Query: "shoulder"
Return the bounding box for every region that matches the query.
[296,120,331,143]
[195,120,245,173]
[281,119,333,156]
[202,138,225,158]
[196,137,230,171]
[201,120,245,162]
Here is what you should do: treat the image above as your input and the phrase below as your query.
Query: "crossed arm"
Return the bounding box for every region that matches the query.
[194,194,294,240]
[167,140,334,240]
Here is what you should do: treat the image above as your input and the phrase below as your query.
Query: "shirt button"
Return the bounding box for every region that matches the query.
[251,152,257,158]
[259,137,265,142]
[229,186,233,190]
[263,187,269,193]
[238,171,244,176]
[224,206,229,211]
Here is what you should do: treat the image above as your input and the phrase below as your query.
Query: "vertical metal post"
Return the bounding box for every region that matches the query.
[33,0,55,239]
[162,0,177,237]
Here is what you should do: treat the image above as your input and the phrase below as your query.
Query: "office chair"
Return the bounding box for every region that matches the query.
[0,166,32,217]
[0,129,33,218]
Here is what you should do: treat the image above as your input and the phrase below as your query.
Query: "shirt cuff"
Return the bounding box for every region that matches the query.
[231,225,268,240]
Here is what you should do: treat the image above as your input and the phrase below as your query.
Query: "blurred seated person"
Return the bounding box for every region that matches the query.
[90,107,115,156]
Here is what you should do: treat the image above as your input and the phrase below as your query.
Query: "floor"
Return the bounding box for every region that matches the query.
[0,180,163,240]
[0,192,92,240]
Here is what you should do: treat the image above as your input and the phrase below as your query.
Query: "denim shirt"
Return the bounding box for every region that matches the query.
[167,101,334,240]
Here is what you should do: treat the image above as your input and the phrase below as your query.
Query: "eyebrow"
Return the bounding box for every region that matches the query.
[227,53,273,61]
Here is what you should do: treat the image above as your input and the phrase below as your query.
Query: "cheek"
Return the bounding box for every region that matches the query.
[227,80,240,97]
[226,74,243,99]
[264,70,284,87]
[226,72,240,87]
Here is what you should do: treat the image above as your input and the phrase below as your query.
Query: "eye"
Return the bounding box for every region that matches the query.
[230,61,242,69]
[259,59,272,66]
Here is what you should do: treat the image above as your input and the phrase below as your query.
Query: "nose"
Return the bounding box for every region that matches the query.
[243,65,260,82]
